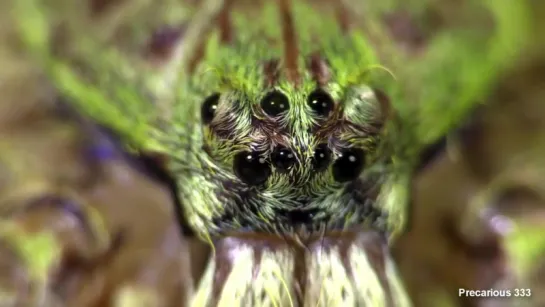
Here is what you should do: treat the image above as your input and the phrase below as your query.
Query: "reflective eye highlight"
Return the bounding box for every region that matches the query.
[311,143,332,172]
[332,148,365,182]
[261,91,290,117]
[233,151,271,186]
[307,89,334,117]
[271,147,296,172]
[201,93,221,124]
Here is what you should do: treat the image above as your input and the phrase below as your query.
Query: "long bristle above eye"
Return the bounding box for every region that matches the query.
[277,0,301,86]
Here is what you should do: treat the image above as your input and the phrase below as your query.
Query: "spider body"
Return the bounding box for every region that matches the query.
[148,2,412,305]
[8,0,531,305]
[146,1,412,305]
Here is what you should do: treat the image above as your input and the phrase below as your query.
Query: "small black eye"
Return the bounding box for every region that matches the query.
[332,148,365,182]
[261,91,290,117]
[272,147,296,172]
[201,93,220,124]
[312,144,331,171]
[233,151,271,186]
[307,89,334,117]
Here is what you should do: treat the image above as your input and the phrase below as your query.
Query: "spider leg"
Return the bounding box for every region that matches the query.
[0,103,194,306]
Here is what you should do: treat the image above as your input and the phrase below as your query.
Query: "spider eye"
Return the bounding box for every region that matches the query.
[332,148,365,182]
[261,91,290,117]
[307,89,334,117]
[311,143,332,171]
[233,151,271,186]
[201,93,220,124]
[271,147,295,172]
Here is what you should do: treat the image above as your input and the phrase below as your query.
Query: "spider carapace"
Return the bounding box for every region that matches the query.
[174,0,404,239]
[166,1,411,305]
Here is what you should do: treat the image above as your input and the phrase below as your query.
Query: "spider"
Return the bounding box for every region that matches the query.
[5,0,531,306]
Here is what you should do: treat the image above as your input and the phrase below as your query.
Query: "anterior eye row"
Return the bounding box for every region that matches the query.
[311,143,332,172]
[332,148,366,182]
[229,145,366,186]
[233,150,271,186]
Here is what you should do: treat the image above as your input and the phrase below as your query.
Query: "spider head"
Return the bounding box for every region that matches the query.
[193,82,391,234]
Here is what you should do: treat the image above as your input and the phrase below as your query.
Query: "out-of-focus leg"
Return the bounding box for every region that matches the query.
[0,106,193,306]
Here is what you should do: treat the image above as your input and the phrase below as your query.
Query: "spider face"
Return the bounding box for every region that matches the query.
[202,86,385,185]
[188,83,389,235]
[166,0,404,238]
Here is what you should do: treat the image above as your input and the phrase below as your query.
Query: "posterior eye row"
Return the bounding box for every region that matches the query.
[307,89,335,117]
[259,88,336,119]
[260,91,290,117]
[201,93,221,124]
[201,89,339,125]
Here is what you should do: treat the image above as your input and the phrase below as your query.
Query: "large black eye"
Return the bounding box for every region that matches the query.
[201,93,220,124]
[261,91,290,117]
[332,148,365,182]
[311,143,331,171]
[271,147,295,172]
[307,89,334,117]
[233,151,271,186]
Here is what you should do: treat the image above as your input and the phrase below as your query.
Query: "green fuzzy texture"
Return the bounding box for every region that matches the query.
[169,1,401,237]
[370,0,531,156]
[12,0,532,240]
